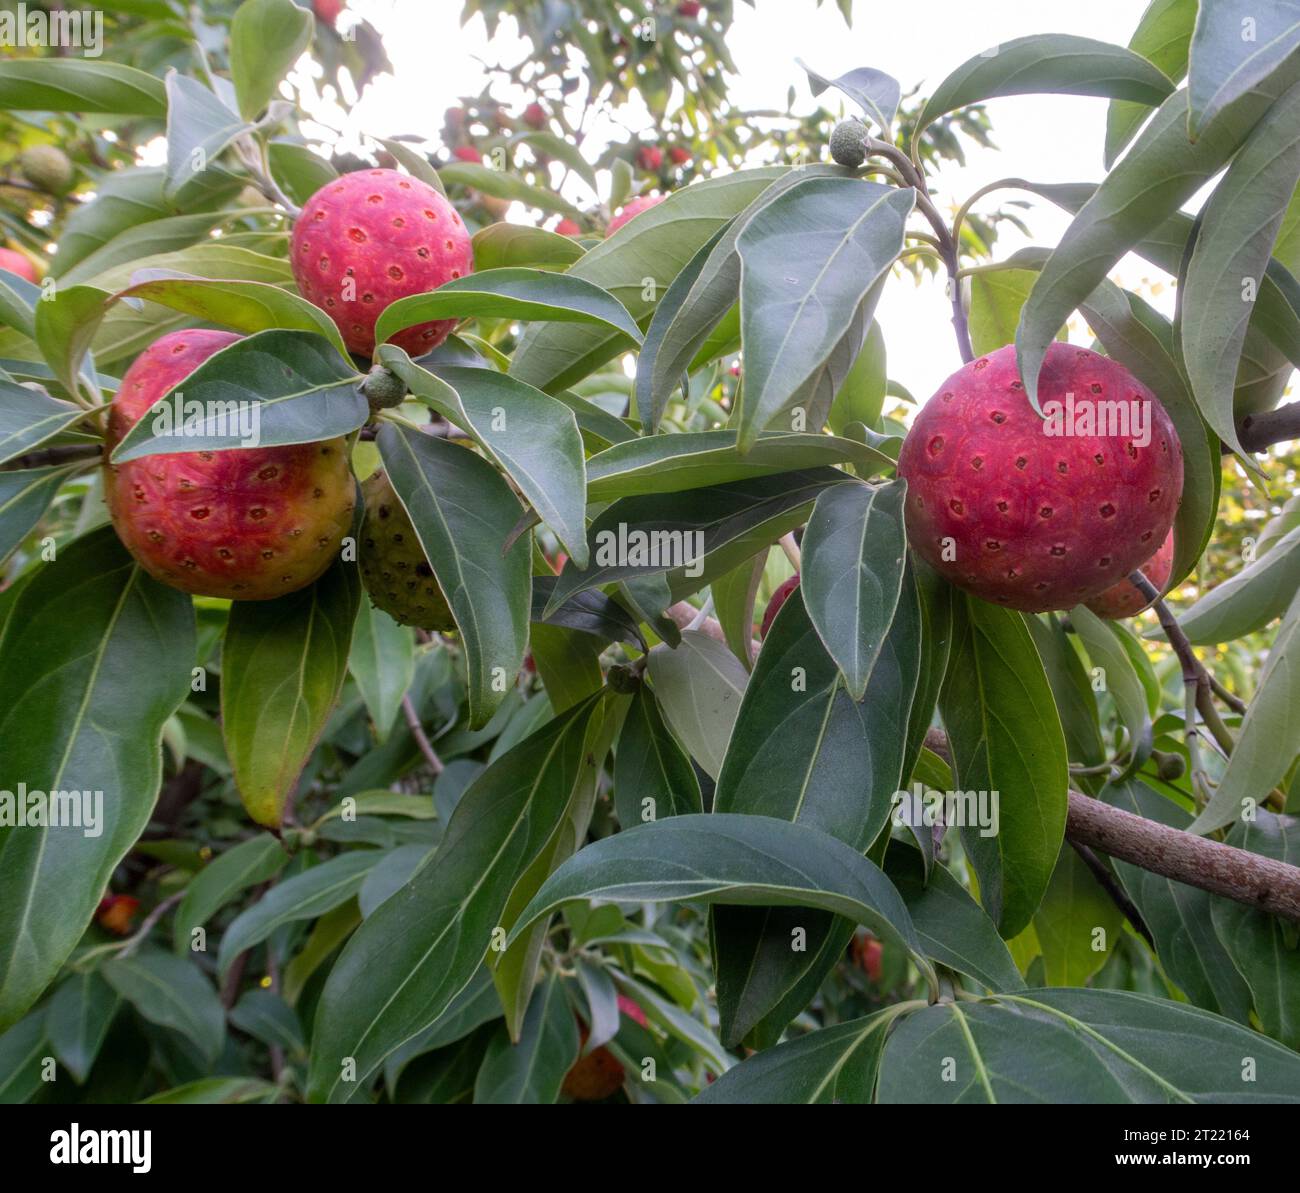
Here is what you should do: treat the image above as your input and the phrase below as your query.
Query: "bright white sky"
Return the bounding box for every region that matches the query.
[302,0,1190,400]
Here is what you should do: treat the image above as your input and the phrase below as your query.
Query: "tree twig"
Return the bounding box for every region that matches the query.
[1069,840,1155,950]
[402,693,444,776]
[1231,400,1300,453]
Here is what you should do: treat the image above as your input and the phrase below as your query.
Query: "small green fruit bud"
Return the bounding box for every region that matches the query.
[1153,750,1186,783]
[606,663,641,694]
[19,145,74,195]
[363,364,407,411]
[829,118,868,169]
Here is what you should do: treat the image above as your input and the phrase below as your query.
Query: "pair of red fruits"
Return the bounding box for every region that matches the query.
[87,166,1181,622]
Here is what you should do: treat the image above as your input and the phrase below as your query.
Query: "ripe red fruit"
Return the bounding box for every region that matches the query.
[96,895,140,936]
[452,145,482,163]
[607,193,665,234]
[291,168,473,357]
[668,146,691,165]
[0,247,36,283]
[897,343,1183,613]
[523,102,546,129]
[637,145,663,171]
[553,217,581,236]
[1086,529,1174,619]
[677,0,702,16]
[617,994,648,1027]
[850,932,883,981]
[104,330,355,601]
[313,0,344,25]
[562,997,646,1101]
[760,573,800,638]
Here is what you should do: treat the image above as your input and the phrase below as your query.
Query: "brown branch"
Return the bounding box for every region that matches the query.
[1230,400,1300,453]
[402,693,444,776]
[925,727,1300,924]
[3,443,103,471]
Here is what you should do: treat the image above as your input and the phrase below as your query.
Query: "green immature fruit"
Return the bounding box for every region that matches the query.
[358,468,455,631]
[362,364,407,411]
[829,118,868,168]
[19,144,73,195]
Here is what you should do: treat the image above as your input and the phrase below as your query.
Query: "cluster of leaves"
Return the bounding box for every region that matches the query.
[0,0,1299,1106]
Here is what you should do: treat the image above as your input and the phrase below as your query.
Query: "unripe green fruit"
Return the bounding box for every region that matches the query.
[358,468,455,631]
[606,662,641,694]
[362,364,406,411]
[19,144,73,195]
[1153,750,1186,783]
[829,119,868,168]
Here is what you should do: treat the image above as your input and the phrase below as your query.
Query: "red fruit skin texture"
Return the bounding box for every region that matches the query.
[1086,529,1174,620]
[452,145,482,163]
[607,193,665,234]
[313,0,344,25]
[96,895,140,936]
[554,217,581,236]
[105,330,355,601]
[897,343,1183,614]
[678,0,702,15]
[637,146,664,171]
[0,247,36,283]
[523,102,546,129]
[616,994,648,1027]
[760,573,800,638]
[668,146,691,165]
[290,168,473,357]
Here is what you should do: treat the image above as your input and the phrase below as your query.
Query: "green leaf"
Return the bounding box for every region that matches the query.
[885,846,1026,994]
[614,685,704,827]
[799,61,901,132]
[141,1077,282,1104]
[801,478,907,700]
[0,528,194,1028]
[711,578,918,1044]
[0,59,165,116]
[1187,0,1300,138]
[217,849,384,977]
[471,223,584,273]
[828,319,887,434]
[1031,846,1124,986]
[1070,604,1154,779]
[1189,588,1300,834]
[1078,282,1219,585]
[372,138,444,192]
[376,421,531,729]
[646,631,747,781]
[381,966,501,1090]
[438,162,583,220]
[1027,614,1106,771]
[380,351,588,569]
[509,130,599,193]
[585,430,891,503]
[0,1010,47,1104]
[1104,780,1252,1022]
[968,267,1050,358]
[902,558,955,789]
[113,273,350,358]
[45,972,120,1084]
[710,552,766,669]
[506,813,936,989]
[230,0,313,121]
[307,695,601,1103]
[350,605,415,741]
[938,596,1069,936]
[1183,79,1300,458]
[374,267,641,348]
[102,950,225,1063]
[694,1007,898,1104]
[0,382,85,466]
[269,141,339,206]
[172,834,289,953]
[510,167,789,393]
[1016,72,1300,415]
[473,974,580,1104]
[877,988,1300,1102]
[229,988,305,1053]
[1179,524,1300,643]
[546,469,849,611]
[1211,812,1300,1049]
[916,34,1174,145]
[1105,0,1197,167]
[163,70,254,201]
[0,271,37,340]
[221,558,360,828]
[735,177,913,449]
[33,283,109,399]
[111,329,366,463]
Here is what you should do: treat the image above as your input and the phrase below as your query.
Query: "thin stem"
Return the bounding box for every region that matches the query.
[1069,840,1156,951]
[778,532,802,571]
[402,693,444,776]
[951,176,1031,249]
[117,891,184,959]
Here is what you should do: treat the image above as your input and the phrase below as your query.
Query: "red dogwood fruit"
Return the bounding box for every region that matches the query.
[607,193,665,234]
[0,247,36,283]
[1086,529,1174,619]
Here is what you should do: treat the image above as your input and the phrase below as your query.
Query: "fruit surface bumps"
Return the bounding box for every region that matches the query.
[607,193,665,234]
[1086,529,1174,619]
[104,330,354,600]
[358,468,455,631]
[897,342,1183,613]
[290,168,473,357]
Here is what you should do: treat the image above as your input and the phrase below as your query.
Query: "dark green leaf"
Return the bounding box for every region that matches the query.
[102,950,224,1062]
[1188,0,1300,137]
[0,59,165,116]
[473,974,579,1104]
[614,686,704,827]
[172,833,289,953]
[230,0,313,121]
